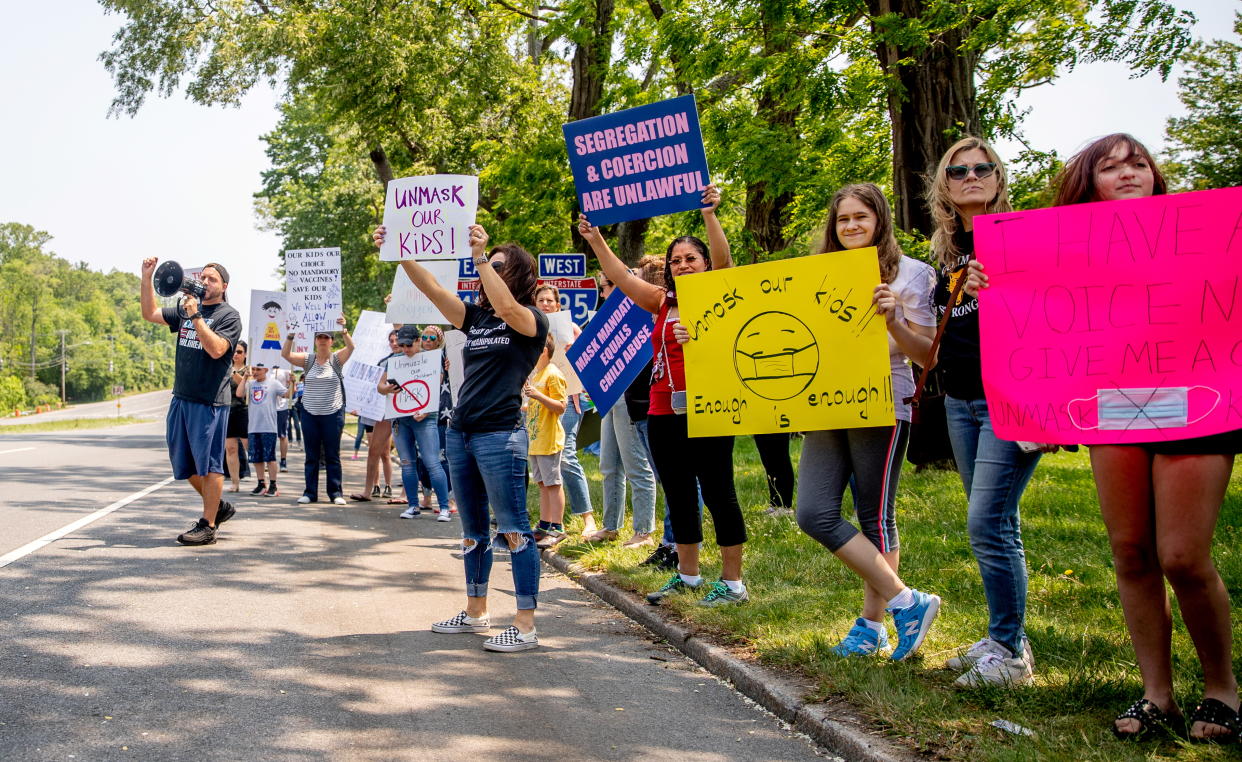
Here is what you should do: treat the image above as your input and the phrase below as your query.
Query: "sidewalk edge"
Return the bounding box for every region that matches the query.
[542,550,915,762]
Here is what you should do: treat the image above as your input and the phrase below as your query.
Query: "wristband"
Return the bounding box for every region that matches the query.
[473,254,489,267]
[187,312,203,322]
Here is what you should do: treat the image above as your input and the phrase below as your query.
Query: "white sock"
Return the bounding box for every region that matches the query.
[465,612,488,623]
[861,618,885,635]
[679,572,703,587]
[887,588,915,611]
[723,578,745,594]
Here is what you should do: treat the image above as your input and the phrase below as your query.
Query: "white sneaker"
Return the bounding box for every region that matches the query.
[946,637,1033,672]
[399,506,420,519]
[436,509,452,522]
[296,496,312,505]
[954,652,1034,687]
[431,610,490,633]
[332,496,347,506]
[482,625,539,652]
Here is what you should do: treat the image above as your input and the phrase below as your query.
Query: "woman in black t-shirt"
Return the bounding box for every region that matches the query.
[373,222,548,653]
[927,137,1046,690]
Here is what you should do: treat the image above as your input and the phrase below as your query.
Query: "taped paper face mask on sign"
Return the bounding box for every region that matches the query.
[733,311,820,400]
[1067,386,1221,431]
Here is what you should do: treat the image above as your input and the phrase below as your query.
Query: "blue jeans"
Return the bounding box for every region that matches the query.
[301,408,345,501]
[600,406,657,533]
[446,426,539,610]
[394,416,450,509]
[560,399,594,516]
[945,396,1041,656]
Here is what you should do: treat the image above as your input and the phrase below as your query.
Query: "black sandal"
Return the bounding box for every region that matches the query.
[1113,698,1184,741]
[1189,698,1241,743]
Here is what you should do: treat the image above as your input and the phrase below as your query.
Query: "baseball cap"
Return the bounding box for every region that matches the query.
[396,325,420,346]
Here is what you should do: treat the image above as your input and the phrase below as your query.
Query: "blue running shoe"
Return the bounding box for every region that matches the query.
[888,590,941,661]
[831,618,889,657]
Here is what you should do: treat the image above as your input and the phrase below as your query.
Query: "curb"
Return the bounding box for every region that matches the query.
[541,550,915,762]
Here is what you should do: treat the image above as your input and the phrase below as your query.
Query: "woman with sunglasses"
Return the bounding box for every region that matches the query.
[380,325,453,522]
[972,134,1238,740]
[795,183,942,661]
[927,137,1045,687]
[225,340,251,492]
[373,223,548,652]
[579,184,751,608]
[282,315,354,505]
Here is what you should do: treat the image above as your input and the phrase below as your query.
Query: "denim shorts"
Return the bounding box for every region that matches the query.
[248,432,278,463]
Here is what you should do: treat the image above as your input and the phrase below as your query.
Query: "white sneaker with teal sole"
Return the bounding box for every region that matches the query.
[888,590,941,661]
[831,618,890,656]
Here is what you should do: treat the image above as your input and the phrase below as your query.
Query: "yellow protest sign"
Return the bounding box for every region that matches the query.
[678,249,893,437]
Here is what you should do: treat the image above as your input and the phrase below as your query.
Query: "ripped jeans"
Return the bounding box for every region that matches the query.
[446,425,539,610]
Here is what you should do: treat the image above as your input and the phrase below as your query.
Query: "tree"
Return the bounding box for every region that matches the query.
[1165,13,1242,190]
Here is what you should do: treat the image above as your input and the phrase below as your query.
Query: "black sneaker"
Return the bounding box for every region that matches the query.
[177,518,216,546]
[640,544,679,571]
[279,459,287,472]
[251,482,266,495]
[215,501,236,526]
[382,484,392,499]
[371,485,381,498]
[265,483,279,497]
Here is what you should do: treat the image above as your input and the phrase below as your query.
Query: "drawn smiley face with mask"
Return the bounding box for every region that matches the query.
[732,311,820,400]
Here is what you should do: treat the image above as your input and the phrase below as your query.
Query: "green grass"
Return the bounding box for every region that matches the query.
[0,416,150,434]
[532,436,1242,761]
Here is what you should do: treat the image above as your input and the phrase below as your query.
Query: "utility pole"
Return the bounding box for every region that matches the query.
[58,329,69,404]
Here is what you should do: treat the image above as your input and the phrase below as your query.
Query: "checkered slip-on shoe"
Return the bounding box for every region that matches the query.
[482,626,539,652]
[430,611,491,634]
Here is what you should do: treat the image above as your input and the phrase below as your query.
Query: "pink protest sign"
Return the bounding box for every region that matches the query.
[974,186,1242,445]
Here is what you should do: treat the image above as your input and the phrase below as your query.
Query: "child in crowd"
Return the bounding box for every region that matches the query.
[239,364,288,497]
[526,335,569,547]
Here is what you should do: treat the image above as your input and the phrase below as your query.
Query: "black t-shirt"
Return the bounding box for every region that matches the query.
[163,302,243,406]
[624,359,654,422]
[932,229,984,400]
[452,303,549,433]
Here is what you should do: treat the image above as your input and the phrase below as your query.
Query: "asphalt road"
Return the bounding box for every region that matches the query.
[0,389,173,427]
[0,411,829,761]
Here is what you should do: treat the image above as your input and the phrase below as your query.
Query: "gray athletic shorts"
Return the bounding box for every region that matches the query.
[529,451,564,485]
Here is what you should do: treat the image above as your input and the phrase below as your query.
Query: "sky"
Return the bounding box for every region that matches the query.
[0,0,1238,321]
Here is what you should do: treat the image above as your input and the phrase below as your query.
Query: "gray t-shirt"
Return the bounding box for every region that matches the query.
[245,378,287,434]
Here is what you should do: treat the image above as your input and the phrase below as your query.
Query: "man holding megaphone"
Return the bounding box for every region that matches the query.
[141,257,243,546]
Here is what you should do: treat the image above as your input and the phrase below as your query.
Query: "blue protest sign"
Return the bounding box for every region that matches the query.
[567,289,654,415]
[563,94,710,227]
[458,257,480,303]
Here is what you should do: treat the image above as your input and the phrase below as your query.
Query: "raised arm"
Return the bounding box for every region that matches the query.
[700,184,732,270]
[281,333,308,369]
[469,225,539,337]
[577,216,665,315]
[140,257,169,325]
[374,225,467,329]
[332,314,355,365]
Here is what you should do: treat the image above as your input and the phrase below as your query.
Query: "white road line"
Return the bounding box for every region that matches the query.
[0,477,176,568]
[0,447,36,455]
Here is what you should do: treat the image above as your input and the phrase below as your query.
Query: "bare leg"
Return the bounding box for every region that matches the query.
[1153,453,1238,739]
[187,473,224,525]
[863,549,901,622]
[539,484,564,525]
[833,534,905,605]
[720,543,744,582]
[1093,445,1176,734]
[676,543,700,576]
[266,461,279,487]
[225,439,240,491]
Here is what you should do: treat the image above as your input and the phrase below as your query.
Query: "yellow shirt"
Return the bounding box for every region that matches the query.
[526,364,567,455]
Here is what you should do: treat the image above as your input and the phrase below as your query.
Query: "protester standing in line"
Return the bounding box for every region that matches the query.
[753,433,795,515]
[353,328,400,501]
[411,325,456,513]
[794,183,942,661]
[380,325,452,522]
[374,223,549,652]
[972,133,1240,739]
[239,364,288,497]
[140,258,242,546]
[924,137,1045,687]
[526,334,571,547]
[532,284,600,541]
[580,184,752,608]
[225,341,251,493]
[282,316,354,506]
[274,365,294,469]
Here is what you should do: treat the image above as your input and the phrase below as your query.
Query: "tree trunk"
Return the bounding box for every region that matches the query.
[613,218,649,265]
[868,0,981,237]
[568,0,620,255]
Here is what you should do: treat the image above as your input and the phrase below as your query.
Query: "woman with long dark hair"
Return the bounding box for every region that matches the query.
[579,184,751,607]
[373,223,549,652]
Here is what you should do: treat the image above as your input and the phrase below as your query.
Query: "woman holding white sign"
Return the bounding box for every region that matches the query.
[372,223,549,653]
[579,183,752,608]
[973,134,1238,741]
[794,182,943,663]
[282,316,354,506]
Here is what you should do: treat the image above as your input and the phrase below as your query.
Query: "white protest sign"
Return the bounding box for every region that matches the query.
[286,247,343,333]
[386,261,459,324]
[380,175,478,261]
[386,350,443,419]
[547,310,585,396]
[444,330,466,406]
[248,290,289,369]
[343,360,389,421]
[350,310,395,366]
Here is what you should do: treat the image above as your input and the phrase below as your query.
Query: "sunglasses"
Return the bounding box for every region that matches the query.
[420,334,437,341]
[488,258,506,272]
[945,162,997,181]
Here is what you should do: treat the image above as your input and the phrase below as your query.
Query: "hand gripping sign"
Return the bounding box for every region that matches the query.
[677,250,892,437]
[973,186,1242,444]
[385,349,443,420]
[379,175,478,261]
